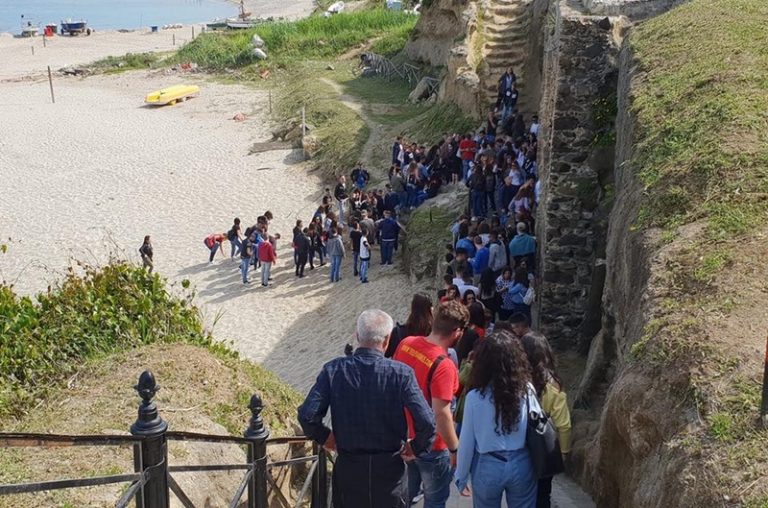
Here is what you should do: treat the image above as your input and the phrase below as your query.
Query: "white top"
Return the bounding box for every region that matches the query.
[360,236,371,259]
[530,122,540,136]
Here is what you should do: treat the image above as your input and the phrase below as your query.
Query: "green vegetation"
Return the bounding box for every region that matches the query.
[0,262,230,418]
[369,17,418,57]
[176,10,417,70]
[627,1,768,502]
[404,205,454,281]
[631,0,768,237]
[90,52,161,73]
[275,71,369,177]
[403,102,477,140]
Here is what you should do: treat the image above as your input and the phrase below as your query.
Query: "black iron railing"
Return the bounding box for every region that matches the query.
[0,371,329,508]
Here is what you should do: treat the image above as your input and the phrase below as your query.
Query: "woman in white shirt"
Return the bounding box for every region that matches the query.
[454,330,537,507]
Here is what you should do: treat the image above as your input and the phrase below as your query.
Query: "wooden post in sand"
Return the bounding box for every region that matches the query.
[173,33,176,46]
[192,26,195,39]
[47,66,55,104]
[268,91,272,115]
[31,45,35,56]
[43,35,46,48]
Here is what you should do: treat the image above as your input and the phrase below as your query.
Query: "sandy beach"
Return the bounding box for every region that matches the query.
[0,42,427,393]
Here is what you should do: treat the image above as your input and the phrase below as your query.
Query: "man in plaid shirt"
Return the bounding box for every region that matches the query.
[298,309,436,508]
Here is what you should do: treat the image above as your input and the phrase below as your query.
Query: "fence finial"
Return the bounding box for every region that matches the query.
[245,394,269,440]
[131,370,167,435]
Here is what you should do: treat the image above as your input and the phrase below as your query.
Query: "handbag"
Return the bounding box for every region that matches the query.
[525,386,565,479]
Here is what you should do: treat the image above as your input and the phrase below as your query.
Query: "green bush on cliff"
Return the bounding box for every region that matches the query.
[0,262,228,418]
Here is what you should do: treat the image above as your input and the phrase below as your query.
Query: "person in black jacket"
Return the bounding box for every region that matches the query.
[139,235,153,273]
[295,228,311,278]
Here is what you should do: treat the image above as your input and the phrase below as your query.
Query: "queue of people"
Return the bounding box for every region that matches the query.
[299,301,571,508]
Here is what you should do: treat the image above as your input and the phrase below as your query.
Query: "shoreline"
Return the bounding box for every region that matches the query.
[0,0,314,37]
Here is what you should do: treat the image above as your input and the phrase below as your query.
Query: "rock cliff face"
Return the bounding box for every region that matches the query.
[406,0,543,118]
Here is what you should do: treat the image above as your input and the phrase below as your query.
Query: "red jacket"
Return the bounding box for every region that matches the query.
[458,139,476,161]
[257,240,277,263]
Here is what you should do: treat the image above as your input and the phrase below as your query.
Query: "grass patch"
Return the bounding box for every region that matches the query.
[630,0,768,235]
[275,70,368,178]
[176,10,417,70]
[404,205,454,281]
[89,52,161,73]
[403,102,477,140]
[369,16,418,57]
[0,262,231,419]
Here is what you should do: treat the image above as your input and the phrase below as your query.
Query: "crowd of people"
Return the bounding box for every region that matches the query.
[140,64,566,508]
[298,69,570,508]
[299,301,570,508]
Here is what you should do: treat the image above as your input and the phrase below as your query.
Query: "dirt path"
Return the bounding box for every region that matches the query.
[320,76,384,171]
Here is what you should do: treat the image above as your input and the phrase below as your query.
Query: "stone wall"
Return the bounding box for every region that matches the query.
[535,1,622,347]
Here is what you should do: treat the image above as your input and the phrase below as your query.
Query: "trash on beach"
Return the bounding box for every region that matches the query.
[323,1,345,16]
[252,48,268,60]
[232,112,247,122]
[251,34,265,48]
[259,69,271,80]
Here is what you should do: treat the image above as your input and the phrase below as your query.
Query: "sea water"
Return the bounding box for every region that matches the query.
[0,0,237,34]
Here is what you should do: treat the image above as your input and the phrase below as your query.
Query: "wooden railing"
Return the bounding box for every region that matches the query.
[0,371,329,508]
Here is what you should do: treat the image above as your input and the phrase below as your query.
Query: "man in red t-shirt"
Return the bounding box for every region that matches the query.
[394,300,469,508]
[458,134,477,183]
[257,233,277,287]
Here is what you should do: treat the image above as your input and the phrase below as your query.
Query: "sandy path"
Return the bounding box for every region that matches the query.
[0,69,427,393]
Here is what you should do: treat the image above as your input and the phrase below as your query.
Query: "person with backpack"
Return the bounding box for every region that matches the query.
[228,218,242,259]
[520,332,571,508]
[393,300,469,508]
[240,228,254,284]
[454,330,537,507]
[139,235,153,273]
[385,293,433,358]
[204,233,227,263]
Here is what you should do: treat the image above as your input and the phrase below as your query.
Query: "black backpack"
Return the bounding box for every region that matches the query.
[385,323,408,358]
[227,227,237,241]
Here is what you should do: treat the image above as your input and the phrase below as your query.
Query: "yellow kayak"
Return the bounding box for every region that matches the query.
[145,85,200,106]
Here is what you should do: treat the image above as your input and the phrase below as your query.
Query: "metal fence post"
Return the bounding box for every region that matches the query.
[761,333,768,428]
[244,394,270,508]
[311,443,328,508]
[130,371,169,508]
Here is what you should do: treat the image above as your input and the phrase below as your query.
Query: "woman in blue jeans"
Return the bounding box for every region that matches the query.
[455,330,537,507]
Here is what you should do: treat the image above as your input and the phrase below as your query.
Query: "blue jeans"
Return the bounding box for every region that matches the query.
[408,450,452,508]
[470,450,536,508]
[330,255,342,282]
[462,160,472,182]
[240,258,250,282]
[260,261,271,285]
[230,237,241,258]
[207,241,220,262]
[471,190,485,218]
[359,258,369,281]
[501,104,514,126]
[337,199,345,224]
[381,240,395,265]
[352,251,359,275]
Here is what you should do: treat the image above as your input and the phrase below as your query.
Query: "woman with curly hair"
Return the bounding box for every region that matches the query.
[455,330,536,507]
[521,332,571,508]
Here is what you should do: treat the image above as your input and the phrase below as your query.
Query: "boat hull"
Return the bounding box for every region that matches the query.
[145,85,201,106]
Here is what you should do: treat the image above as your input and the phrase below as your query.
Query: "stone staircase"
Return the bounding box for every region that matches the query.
[477,0,536,115]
